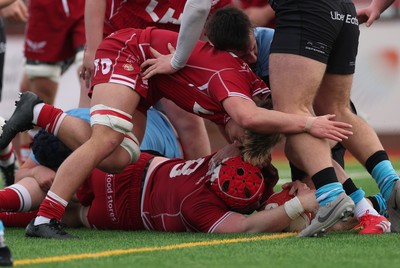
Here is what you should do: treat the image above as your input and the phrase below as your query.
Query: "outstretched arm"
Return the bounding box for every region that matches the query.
[222,97,353,142]
[214,182,317,233]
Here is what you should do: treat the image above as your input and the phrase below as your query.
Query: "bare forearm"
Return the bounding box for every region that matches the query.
[223,97,352,142]
[244,207,292,233]
[214,207,292,233]
[84,0,106,53]
[245,109,308,134]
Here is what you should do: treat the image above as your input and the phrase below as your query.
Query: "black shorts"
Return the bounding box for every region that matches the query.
[269,0,359,74]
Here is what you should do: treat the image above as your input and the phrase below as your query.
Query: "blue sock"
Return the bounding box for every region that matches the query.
[374,193,388,218]
[316,182,344,206]
[371,160,399,202]
[349,188,365,205]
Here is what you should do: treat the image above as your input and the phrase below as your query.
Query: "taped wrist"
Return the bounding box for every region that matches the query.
[284,196,304,220]
[304,117,317,133]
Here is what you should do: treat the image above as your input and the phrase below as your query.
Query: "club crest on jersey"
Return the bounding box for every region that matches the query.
[26,39,47,53]
[123,63,134,71]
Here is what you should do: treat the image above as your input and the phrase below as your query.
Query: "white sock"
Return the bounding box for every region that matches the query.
[32,103,45,125]
[34,216,51,226]
[355,198,380,218]
[9,184,32,211]
[33,191,68,226]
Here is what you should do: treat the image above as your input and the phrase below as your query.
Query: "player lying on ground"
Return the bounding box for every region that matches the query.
[0,126,389,237]
[0,127,320,237]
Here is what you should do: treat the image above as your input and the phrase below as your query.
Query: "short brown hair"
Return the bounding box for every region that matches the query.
[205,6,253,53]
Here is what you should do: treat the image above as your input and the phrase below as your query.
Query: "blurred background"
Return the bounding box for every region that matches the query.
[0,0,399,153]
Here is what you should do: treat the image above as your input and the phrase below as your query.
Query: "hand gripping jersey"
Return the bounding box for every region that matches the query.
[92,27,270,126]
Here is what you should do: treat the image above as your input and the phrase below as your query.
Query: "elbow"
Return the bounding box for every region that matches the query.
[235,114,260,132]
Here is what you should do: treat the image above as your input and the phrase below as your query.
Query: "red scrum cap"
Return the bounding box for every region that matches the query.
[210,156,265,209]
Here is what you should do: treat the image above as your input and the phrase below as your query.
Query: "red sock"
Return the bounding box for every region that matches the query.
[37,195,66,221]
[0,146,13,161]
[0,188,22,211]
[0,211,37,227]
[36,104,66,134]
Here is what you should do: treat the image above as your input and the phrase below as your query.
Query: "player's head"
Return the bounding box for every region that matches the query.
[241,97,282,167]
[31,129,72,169]
[209,155,265,211]
[241,130,282,168]
[205,6,256,62]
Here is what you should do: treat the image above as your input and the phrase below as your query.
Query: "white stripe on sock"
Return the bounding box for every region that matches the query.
[9,184,32,212]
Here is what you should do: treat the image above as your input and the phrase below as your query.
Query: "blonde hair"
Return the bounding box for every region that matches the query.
[241,130,282,167]
[241,96,282,167]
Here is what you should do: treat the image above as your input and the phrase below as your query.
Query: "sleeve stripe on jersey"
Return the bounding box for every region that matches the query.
[208,211,235,233]
[253,87,271,97]
[228,92,253,101]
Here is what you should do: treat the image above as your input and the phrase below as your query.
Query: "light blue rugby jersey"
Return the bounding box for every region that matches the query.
[30,107,182,164]
[253,27,275,79]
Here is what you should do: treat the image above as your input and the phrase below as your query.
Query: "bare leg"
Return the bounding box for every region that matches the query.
[29,77,58,105]
[315,73,400,232]
[314,73,384,162]
[49,84,141,201]
[270,53,354,237]
[270,54,332,177]
[24,83,142,239]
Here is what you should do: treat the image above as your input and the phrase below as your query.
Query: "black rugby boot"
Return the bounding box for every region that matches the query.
[25,218,78,239]
[0,92,43,149]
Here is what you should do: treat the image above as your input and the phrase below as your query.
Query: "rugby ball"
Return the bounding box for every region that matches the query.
[265,188,312,232]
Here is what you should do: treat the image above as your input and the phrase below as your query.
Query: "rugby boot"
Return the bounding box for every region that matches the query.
[0,157,18,187]
[298,192,355,237]
[0,92,43,150]
[0,221,12,266]
[352,211,391,234]
[0,245,12,267]
[25,218,78,239]
[388,180,400,232]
